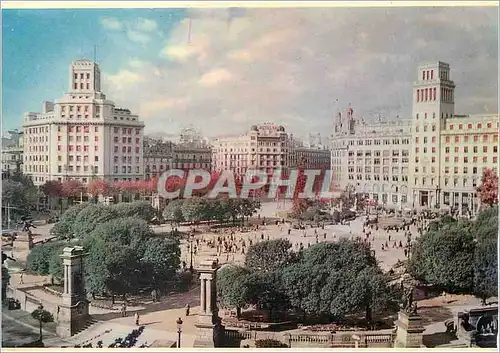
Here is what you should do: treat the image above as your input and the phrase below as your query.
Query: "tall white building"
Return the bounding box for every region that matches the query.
[331,61,499,212]
[23,60,145,186]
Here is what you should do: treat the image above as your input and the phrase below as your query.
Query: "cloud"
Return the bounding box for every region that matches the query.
[199,69,233,87]
[101,7,498,139]
[100,17,122,30]
[136,18,158,32]
[127,29,152,44]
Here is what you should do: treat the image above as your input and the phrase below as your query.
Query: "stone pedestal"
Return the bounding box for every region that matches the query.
[193,260,220,348]
[394,310,425,348]
[55,246,90,338]
[13,232,33,251]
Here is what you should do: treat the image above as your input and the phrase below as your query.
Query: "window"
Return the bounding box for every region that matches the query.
[450,124,454,130]
[464,146,468,153]
[432,136,436,143]
[95,127,99,132]
[483,146,488,153]
[416,89,420,102]
[95,156,99,162]
[473,156,478,163]
[432,147,436,153]
[135,147,140,153]
[494,135,499,142]
[494,157,498,163]
[494,146,498,153]
[454,157,459,163]
[57,145,61,151]
[431,70,434,79]
[487,122,492,128]
[464,157,469,163]
[454,147,459,153]
[415,137,419,143]
[445,156,450,162]
[478,123,482,129]
[459,124,463,129]
[464,136,469,142]
[454,136,460,143]
[483,135,488,142]
[431,157,436,163]
[415,147,419,153]
[95,146,98,151]
[445,136,450,143]
[95,136,99,141]
[483,156,488,163]
[474,135,479,142]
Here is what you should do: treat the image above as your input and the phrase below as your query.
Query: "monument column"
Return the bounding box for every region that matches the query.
[56,246,90,338]
[194,260,223,348]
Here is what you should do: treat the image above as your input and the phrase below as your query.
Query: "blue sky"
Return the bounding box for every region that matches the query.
[2,6,498,139]
[2,8,186,132]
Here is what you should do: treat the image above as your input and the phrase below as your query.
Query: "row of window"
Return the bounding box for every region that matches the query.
[444,146,498,154]
[113,146,141,154]
[58,126,99,133]
[444,134,499,143]
[349,150,410,157]
[348,139,410,146]
[59,165,98,173]
[449,122,494,130]
[348,174,409,182]
[414,177,480,188]
[58,135,98,142]
[113,166,141,174]
[58,145,99,152]
[348,167,408,174]
[74,73,91,80]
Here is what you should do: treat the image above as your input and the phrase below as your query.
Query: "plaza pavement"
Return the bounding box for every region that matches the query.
[4,201,495,348]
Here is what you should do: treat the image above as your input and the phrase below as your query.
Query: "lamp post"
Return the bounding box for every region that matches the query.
[435,185,441,209]
[176,317,183,348]
[189,232,194,273]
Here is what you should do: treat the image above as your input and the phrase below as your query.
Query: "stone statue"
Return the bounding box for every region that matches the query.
[400,273,419,314]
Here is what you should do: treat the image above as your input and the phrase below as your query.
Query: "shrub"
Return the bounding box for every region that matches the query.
[255,339,288,348]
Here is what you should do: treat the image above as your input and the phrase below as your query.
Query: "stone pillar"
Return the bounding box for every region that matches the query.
[459,193,463,216]
[194,260,222,348]
[394,311,425,348]
[56,246,90,338]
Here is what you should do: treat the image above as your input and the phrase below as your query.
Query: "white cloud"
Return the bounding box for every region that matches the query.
[136,18,158,32]
[102,7,498,139]
[127,30,151,44]
[100,17,122,30]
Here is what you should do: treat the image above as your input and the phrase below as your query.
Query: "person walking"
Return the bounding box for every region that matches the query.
[121,303,127,317]
[185,304,190,316]
[134,312,140,326]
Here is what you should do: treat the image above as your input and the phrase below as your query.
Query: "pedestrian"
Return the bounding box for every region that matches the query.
[134,312,140,326]
[288,228,291,235]
[121,303,127,317]
[19,273,24,284]
[324,233,327,239]
[185,304,190,316]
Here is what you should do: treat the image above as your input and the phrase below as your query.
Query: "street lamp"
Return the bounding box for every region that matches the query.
[435,185,441,209]
[176,317,183,348]
[189,232,194,273]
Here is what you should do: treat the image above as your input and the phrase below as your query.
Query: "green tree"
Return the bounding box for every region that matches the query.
[114,201,156,222]
[2,179,31,221]
[31,304,54,343]
[163,200,185,225]
[255,339,288,348]
[181,197,210,223]
[216,265,251,318]
[240,199,261,223]
[408,221,475,293]
[85,239,139,300]
[245,239,295,273]
[140,237,181,291]
[71,204,117,240]
[280,240,389,321]
[27,243,63,275]
[244,271,289,321]
[52,203,89,239]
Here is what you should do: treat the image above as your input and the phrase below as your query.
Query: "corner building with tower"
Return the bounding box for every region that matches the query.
[22,60,145,186]
[331,61,499,213]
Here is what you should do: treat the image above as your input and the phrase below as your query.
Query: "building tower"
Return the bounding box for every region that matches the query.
[410,62,455,208]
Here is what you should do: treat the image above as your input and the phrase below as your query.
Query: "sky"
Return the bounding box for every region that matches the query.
[2,6,498,140]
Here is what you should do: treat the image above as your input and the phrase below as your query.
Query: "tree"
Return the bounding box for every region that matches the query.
[71,204,117,240]
[85,238,140,300]
[2,179,32,220]
[51,203,88,239]
[140,237,181,291]
[245,239,295,273]
[87,218,153,256]
[477,168,498,207]
[471,206,498,305]
[87,179,111,200]
[163,200,185,225]
[280,240,391,322]
[31,304,54,342]
[244,271,290,321]
[61,179,84,205]
[181,197,210,223]
[27,242,64,276]
[41,180,64,209]
[114,201,156,222]
[216,265,251,318]
[408,221,475,293]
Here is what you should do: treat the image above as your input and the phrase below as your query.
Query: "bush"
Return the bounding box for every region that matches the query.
[27,243,63,275]
[114,201,156,222]
[255,339,288,348]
